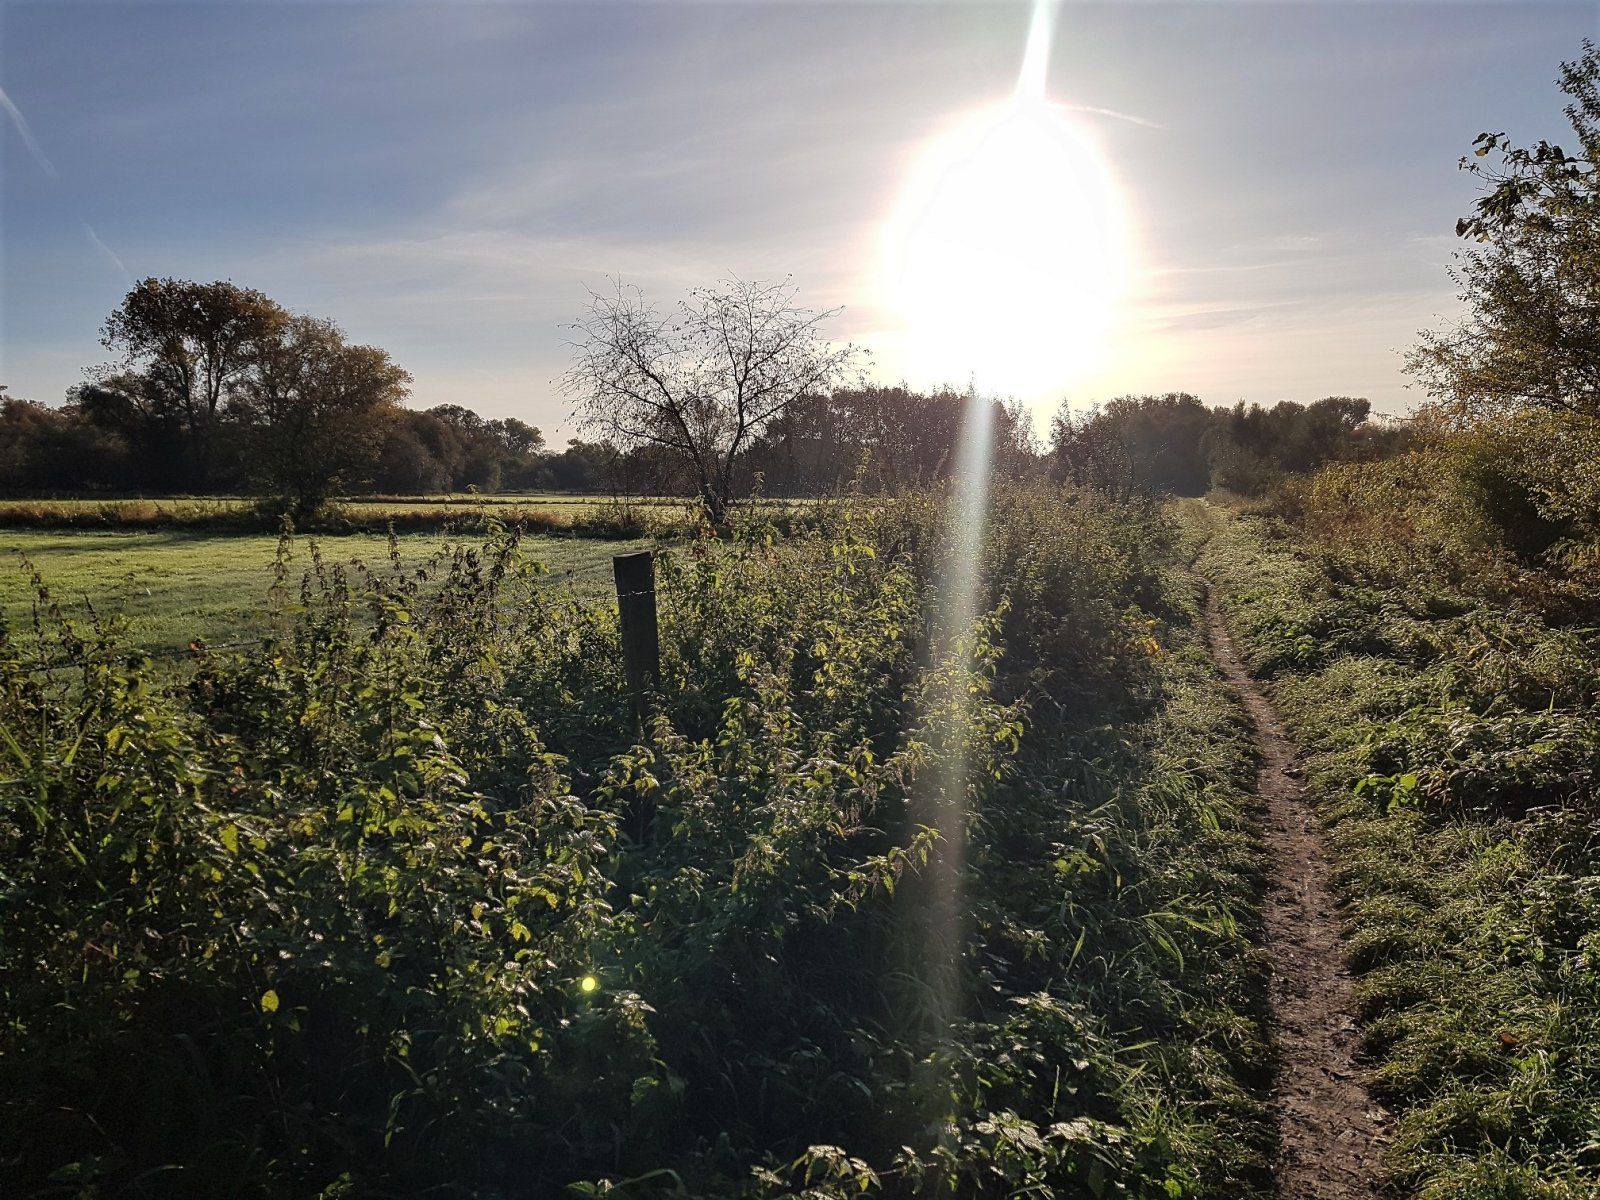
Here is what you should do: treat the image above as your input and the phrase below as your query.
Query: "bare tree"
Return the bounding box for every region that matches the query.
[563,278,863,524]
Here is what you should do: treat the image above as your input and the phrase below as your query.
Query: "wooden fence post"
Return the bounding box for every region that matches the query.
[612,550,660,729]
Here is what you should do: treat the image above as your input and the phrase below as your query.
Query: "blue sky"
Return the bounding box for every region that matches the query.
[3,1,1596,435]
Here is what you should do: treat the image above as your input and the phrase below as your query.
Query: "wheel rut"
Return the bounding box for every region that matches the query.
[1203,592,1387,1200]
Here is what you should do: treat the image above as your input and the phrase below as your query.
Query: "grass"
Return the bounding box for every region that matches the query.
[1190,500,1600,1199]
[0,493,819,533]
[0,529,651,655]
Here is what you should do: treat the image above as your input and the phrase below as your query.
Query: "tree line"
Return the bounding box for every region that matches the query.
[0,280,560,514]
[1050,392,1409,499]
[8,28,1597,523]
[1,275,1405,515]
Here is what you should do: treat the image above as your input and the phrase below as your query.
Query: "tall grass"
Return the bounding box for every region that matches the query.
[1194,501,1600,1200]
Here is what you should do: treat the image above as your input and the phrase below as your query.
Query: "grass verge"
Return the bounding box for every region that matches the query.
[1189,499,1600,1200]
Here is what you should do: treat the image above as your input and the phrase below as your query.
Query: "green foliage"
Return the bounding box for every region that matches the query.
[1049,395,1405,501]
[1195,504,1600,1196]
[1265,411,1600,619]
[2,487,1272,1197]
[1409,41,1600,422]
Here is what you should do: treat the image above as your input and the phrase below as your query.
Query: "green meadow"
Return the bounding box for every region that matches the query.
[0,528,649,654]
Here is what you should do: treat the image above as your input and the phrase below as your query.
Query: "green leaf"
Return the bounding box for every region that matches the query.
[260,989,280,1013]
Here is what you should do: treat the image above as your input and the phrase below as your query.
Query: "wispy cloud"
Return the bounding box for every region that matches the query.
[83,224,130,282]
[1064,104,1166,131]
[0,85,58,178]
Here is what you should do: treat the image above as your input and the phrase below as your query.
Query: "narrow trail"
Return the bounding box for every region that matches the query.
[1203,593,1388,1200]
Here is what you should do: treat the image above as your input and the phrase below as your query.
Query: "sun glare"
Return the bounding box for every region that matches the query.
[882,98,1132,406]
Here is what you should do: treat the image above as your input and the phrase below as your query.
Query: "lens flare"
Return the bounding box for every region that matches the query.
[880,0,1131,408]
[910,392,996,1034]
[901,0,1098,1044]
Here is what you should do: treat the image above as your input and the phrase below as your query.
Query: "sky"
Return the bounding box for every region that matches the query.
[2,0,1597,436]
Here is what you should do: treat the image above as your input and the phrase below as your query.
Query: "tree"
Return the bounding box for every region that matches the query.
[1051,394,1212,498]
[233,315,411,516]
[0,394,130,495]
[1408,42,1600,421]
[563,279,862,524]
[97,278,287,483]
[541,438,620,492]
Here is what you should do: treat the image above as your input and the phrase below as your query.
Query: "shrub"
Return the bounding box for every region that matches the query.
[2,487,1273,1197]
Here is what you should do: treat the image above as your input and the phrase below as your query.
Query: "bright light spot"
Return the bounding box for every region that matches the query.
[579,974,599,994]
[881,98,1132,405]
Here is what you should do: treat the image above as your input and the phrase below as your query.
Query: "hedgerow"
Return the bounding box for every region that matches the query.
[2,487,1270,1197]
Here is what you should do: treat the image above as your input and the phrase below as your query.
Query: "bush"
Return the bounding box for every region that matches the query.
[1264,411,1600,620]
[1,487,1272,1197]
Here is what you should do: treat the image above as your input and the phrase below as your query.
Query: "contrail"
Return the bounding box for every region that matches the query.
[0,85,58,179]
[0,86,134,283]
[1065,104,1167,131]
[84,223,131,282]
[1016,4,1164,129]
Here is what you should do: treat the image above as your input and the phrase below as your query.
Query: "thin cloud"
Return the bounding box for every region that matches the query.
[1063,104,1166,131]
[0,85,58,178]
[84,224,131,282]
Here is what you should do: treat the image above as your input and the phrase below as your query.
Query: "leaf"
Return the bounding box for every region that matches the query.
[260,989,280,1013]
[220,824,240,855]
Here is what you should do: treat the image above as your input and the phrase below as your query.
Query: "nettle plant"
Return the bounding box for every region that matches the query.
[3,489,1255,1199]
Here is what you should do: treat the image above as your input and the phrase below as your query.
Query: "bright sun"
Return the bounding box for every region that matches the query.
[881,97,1132,406]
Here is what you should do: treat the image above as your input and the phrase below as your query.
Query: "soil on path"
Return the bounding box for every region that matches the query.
[1204,594,1387,1200]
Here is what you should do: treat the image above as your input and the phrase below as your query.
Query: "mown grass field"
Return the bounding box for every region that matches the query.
[0,493,815,533]
[0,529,650,654]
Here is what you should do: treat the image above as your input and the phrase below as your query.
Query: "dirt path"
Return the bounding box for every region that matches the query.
[1203,593,1387,1200]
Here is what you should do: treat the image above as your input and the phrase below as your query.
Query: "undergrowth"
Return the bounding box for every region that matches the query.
[1,486,1270,1198]
[1191,500,1600,1200]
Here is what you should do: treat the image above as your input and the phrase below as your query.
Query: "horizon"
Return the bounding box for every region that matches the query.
[3,0,1594,437]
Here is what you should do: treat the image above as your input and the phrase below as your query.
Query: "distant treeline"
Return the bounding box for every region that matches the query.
[0,277,1407,509]
[0,391,564,498]
[1050,392,1410,499]
[2,381,1404,503]
[0,378,1034,501]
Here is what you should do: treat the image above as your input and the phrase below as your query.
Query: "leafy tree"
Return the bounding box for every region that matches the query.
[0,394,129,494]
[1051,394,1212,498]
[233,315,411,516]
[541,437,620,492]
[564,279,862,523]
[1409,41,1600,420]
[96,278,287,482]
[374,410,458,494]
[489,416,545,460]
[1203,396,1388,494]
[421,406,545,491]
